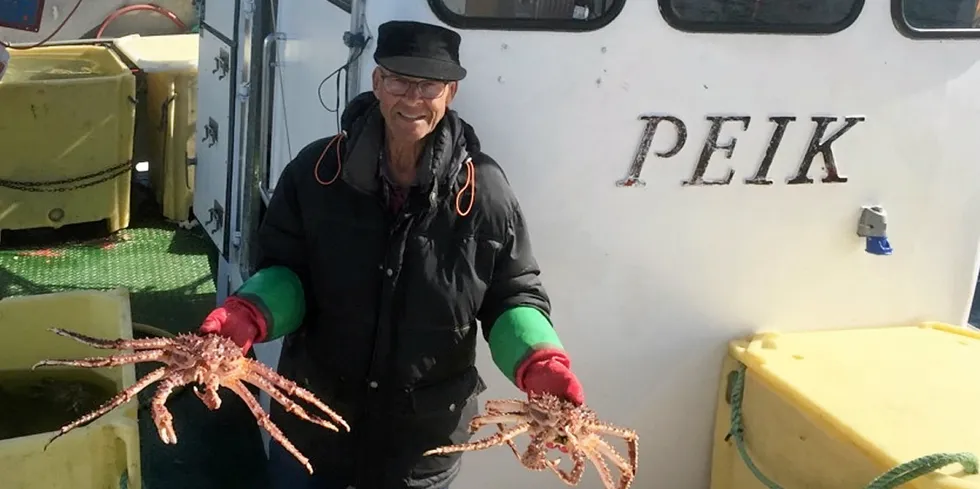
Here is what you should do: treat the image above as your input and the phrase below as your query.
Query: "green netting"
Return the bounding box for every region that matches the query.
[0,217,217,334]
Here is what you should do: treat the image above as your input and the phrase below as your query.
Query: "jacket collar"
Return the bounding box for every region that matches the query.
[338,92,478,203]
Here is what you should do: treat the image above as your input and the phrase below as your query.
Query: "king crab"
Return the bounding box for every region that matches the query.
[423,393,638,489]
[32,328,349,474]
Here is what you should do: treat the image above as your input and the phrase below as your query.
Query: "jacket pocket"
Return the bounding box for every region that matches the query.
[406,365,487,417]
[390,366,488,478]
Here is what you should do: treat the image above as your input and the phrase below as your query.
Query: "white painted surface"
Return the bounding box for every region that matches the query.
[202,0,238,41]
[112,34,199,72]
[194,0,253,257]
[194,26,234,252]
[254,0,980,488]
[267,1,351,190]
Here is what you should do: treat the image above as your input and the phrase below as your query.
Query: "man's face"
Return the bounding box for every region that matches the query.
[372,67,458,143]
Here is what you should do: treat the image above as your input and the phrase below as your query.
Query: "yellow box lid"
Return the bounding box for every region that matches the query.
[112,34,198,73]
[731,323,980,488]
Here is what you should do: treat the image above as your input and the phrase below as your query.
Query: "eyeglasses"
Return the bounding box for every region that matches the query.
[380,73,448,99]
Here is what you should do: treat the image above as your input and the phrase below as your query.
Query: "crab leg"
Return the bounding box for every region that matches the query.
[590,437,636,489]
[44,366,170,450]
[46,327,172,350]
[591,437,632,474]
[592,424,639,476]
[424,422,531,456]
[582,445,617,489]
[485,398,526,414]
[561,431,617,489]
[549,449,588,485]
[521,427,581,483]
[500,424,526,462]
[468,414,528,433]
[246,359,350,431]
[192,373,223,410]
[150,375,192,444]
[518,429,563,471]
[225,379,315,474]
[33,350,165,370]
[243,372,342,432]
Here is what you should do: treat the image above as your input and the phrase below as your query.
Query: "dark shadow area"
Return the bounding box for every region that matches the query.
[130,286,216,334]
[134,357,271,489]
[0,181,183,249]
[970,269,980,328]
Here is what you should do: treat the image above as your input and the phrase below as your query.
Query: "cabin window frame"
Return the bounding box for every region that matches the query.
[657,0,865,34]
[891,0,980,39]
[327,0,353,12]
[426,0,626,31]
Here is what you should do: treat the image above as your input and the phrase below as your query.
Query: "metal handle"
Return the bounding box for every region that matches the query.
[258,32,286,196]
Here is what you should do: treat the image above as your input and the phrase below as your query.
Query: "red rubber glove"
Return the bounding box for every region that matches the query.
[198,296,267,353]
[515,348,585,454]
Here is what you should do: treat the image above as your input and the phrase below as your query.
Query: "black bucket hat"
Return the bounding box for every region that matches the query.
[373,21,467,82]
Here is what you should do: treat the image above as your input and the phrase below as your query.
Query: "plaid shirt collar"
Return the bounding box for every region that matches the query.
[378,140,418,213]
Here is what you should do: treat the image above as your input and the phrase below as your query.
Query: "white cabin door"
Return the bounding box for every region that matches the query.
[194,0,244,256]
[356,1,980,488]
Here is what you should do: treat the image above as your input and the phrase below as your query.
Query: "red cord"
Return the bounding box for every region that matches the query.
[313,134,476,217]
[95,4,187,39]
[313,133,345,186]
[1,0,85,50]
[455,159,475,217]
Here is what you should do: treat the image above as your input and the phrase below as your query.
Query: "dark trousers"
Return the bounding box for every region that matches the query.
[267,441,351,489]
[267,441,453,489]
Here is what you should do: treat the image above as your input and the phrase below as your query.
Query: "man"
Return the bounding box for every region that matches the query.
[200,20,584,489]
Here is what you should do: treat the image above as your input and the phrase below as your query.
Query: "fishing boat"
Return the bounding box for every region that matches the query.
[1,1,979,488]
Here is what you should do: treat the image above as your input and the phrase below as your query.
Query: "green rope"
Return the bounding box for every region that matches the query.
[727,363,978,489]
[865,453,978,489]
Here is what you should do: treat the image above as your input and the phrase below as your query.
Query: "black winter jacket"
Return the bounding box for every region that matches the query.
[255,92,551,489]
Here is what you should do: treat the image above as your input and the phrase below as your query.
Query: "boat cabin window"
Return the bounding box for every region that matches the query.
[658,0,864,33]
[429,0,625,30]
[327,0,352,12]
[427,0,980,35]
[897,0,980,31]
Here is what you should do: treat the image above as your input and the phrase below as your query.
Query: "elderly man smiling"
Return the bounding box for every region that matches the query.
[199,20,585,489]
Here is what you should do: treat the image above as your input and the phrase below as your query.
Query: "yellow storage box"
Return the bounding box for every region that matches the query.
[0,45,136,238]
[113,34,199,223]
[710,323,980,489]
[0,288,141,489]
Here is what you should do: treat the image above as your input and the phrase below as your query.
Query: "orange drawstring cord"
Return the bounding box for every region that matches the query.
[455,158,475,217]
[314,133,475,217]
[313,133,345,186]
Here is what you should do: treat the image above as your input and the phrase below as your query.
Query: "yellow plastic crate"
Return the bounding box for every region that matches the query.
[0,45,136,238]
[0,288,141,489]
[114,34,199,223]
[710,324,980,489]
